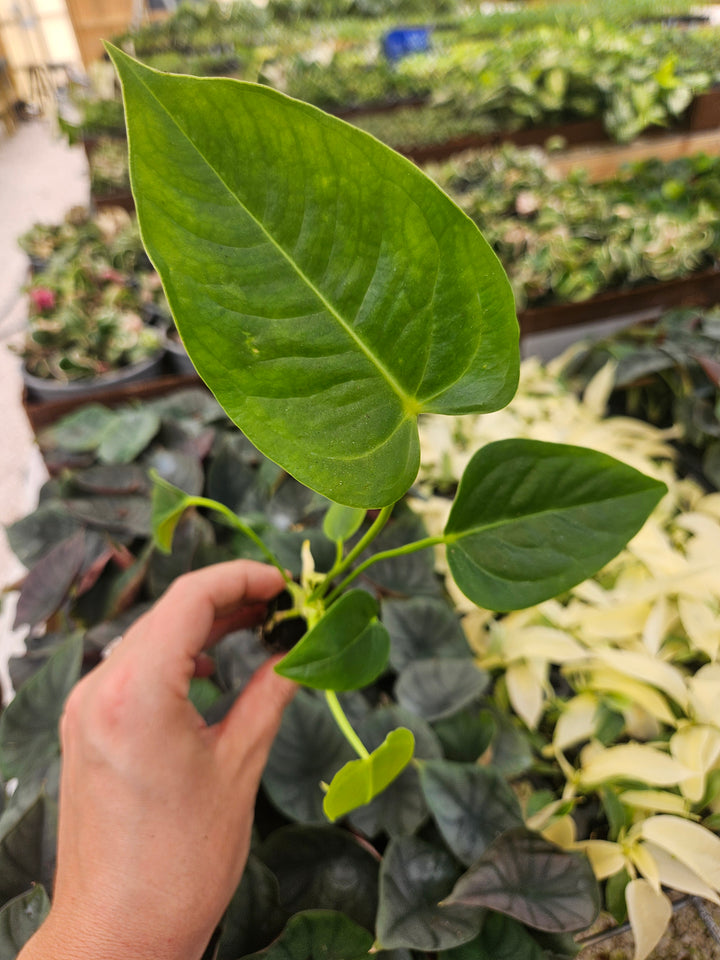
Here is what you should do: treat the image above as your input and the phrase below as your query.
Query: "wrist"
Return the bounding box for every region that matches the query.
[19,906,206,960]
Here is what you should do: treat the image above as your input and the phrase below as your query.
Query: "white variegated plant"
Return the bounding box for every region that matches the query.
[413,356,720,959]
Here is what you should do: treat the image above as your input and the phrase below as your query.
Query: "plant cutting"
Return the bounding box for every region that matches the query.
[106,44,666,825]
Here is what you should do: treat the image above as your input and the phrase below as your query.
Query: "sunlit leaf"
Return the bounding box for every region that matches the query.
[108,46,518,508]
[276,591,390,691]
[444,828,600,933]
[445,440,666,611]
[323,727,415,821]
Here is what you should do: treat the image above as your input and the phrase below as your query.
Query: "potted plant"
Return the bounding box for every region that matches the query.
[0,47,672,960]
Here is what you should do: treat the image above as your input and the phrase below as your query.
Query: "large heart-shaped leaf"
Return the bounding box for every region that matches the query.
[275,591,390,691]
[443,827,600,933]
[108,47,518,508]
[418,759,524,866]
[0,886,50,957]
[376,836,481,952]
[215,854,286,960]
[445,439,667,611]
[323,727,415,821]
[395,658,489,722]
[242,910,374,960]
[382,596,470,671]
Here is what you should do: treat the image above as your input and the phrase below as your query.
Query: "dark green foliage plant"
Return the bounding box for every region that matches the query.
[560,305,720,490]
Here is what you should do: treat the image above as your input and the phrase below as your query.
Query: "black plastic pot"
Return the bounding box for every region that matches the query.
[22,351,166,403]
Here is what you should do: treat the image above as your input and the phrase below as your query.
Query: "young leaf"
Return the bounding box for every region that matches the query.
[443,827,600,933]
[323,727,415,822]
[242,910,374,960]
[275,591,390,691]
[376,836,481,952]
[445,439,667,611]
[323,504,366,544]
[0,885,50,957]
[107,47,519,508]
[150,469,197,552]
[418,759,524,866]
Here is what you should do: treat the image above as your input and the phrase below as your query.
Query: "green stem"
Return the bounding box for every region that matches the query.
[192,497,290,581]
[325,690,369,759]
[325,534,451,605]
[311,504,394,601]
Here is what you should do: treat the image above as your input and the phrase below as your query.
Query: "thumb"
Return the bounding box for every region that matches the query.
[216,657,297,777]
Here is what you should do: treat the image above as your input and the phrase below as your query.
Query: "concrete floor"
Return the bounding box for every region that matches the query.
[0,119,88,699]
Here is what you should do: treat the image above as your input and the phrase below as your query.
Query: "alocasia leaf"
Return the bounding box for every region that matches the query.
[275,591,390,691]
[242,910,374,960]
[0,635,82,782]
[443,827,600,933]
[96,408,160,464]
[445,439,667,611]
[418,759,524,865]
[107,47,519,508]
[323,728,415,821]
[0,885,50,958]
[376,836,481,951]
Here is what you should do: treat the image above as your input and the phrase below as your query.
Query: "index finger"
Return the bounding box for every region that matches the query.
[127,560,286,667]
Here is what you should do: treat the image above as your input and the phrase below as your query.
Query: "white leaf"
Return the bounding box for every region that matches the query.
[625,878,672,960]
[573,840,625,880]
[580,744,691,788]
[618,789,690,816]
[589,649,687,708]
[640,816,720,891]
[582,360,617,418]
[506,660,546,730]
[644,841,720,905]
[553,692,598,752]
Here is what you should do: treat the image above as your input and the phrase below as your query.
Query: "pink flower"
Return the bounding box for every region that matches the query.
[30,287,56,312]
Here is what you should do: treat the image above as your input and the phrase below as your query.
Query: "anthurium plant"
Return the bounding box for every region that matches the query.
[103,44,667,829]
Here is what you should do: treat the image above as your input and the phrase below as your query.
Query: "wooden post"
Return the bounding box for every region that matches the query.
[63,0,135,68]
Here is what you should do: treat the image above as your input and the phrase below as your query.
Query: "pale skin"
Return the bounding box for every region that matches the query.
[18,560,297,960]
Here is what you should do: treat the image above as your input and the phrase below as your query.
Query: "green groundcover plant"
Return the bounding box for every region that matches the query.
[0,49,670,959]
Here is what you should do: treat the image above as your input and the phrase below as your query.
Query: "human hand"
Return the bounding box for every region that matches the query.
[20,560,296,960]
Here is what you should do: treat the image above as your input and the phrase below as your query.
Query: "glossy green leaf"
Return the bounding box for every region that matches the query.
[0,885,50,959]
[418,759,524,865]
[349,706,442,839]
[323,727,415,821]
[276,591,390,691]
[263,691,355,823]
[108,47,518,508]
[323,504,366,544]
[97,408,160,464]
[216,854,286,960]
[382,596,470,671]
[0,635,82,782]
[376,836,481,952]
[395,658,489,722]
[445,439,667,611]
[443,828,600,933]
[242,910,374,960]
[260,826,379,931]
